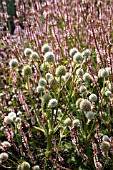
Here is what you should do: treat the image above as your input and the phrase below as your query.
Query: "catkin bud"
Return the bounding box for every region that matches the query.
[79,86,87,94]
[98,68,108,78]
[2,141,11,148]
[30,51,39,60]
[24,48,33,56]
[21,161,30,170]
[83,73,92,81]
[38,78,47,87]
[100,141,110,152]
[48,99,58,108]
[80,99,91,112]
[100,69,108,78]
[46,73,53,81]
[56,65,66,77]
[102,135,110,142]
[76,68,84,76]
[44,52,55,63]
[32,165,40,170]
[4,116,13,125]
[86,111,94,120]
[69,47,78,57]
[42,93,52,104]
[9,59,18,68]
[8,112,16,120]
[82,49,91,57]
[0,152,8,161]
[72,119,80,127]
[76,98,83,108]
[42,44,50,53]
[22,65,32,77]
[64,118,72,126]
[73,52,83,61]
[36,85,44,93]
[89,94,97,102]
[105,90,112,97]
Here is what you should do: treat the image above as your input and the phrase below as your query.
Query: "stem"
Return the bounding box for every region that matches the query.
[0,164,14,169]
[8,158,19,166]
[47,134,52,152]
[54,136,62,165]
[27,76,31,96]
[44,131,53,170]
[54,108,67,133]
[7,151,20,163]
[44,156,47,170]
[54,76,61,124]
[101,154,109,170]
[15,69,24,84]
[44,108,54,170]
[83,113,93,165]
[26,76,44,128]
[51,108,54,129]
[33,60,41,77]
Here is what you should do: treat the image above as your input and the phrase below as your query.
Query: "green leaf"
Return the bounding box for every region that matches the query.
[33,126,47,136]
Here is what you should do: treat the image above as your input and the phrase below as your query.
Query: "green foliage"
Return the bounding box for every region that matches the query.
[0,1,113,170]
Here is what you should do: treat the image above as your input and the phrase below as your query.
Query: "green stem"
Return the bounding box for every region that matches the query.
[14,69,24,84]
[54,136,62,165]
[44,131,53,170]
[51,108,54,129]
[82,113,87,139]
[27,76,31,96]
[54,111,67,133]
[54,76,61,124]
[47,134,52,152]
[0,164,14,169]
[8,158,19,165]
[44,156,47,170]
[44,108,55,169]
[26,76,44,129]
[101,154,109,170]
[83,113,93,165]
[35,60,41,77]
[7,151,20,163]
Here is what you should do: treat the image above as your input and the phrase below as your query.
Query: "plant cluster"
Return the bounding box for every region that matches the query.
[0,0,113,170]
[0,44,113,169]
